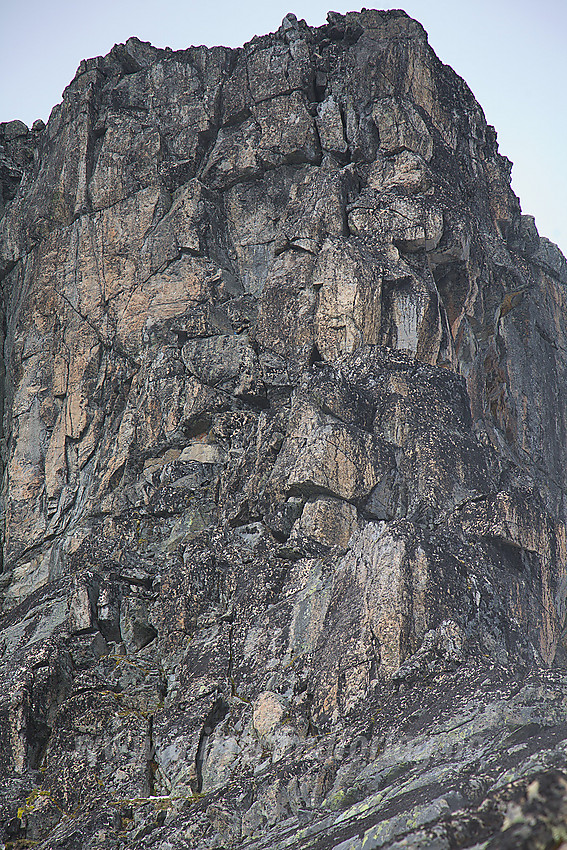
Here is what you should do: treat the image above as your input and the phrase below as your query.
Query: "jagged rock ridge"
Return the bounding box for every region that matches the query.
[1,9,567,849]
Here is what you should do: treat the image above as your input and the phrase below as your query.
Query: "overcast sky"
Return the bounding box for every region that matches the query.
[1,0,565,253]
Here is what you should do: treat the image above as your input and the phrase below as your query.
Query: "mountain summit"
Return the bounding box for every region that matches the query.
[1,10,567,849]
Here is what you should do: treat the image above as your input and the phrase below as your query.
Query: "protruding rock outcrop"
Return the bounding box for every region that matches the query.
[1,10,567,849]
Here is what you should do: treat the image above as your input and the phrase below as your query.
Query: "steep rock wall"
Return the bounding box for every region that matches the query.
[1,10,567,850]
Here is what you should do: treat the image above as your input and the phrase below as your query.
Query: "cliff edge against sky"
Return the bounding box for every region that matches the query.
[1,9,567,849]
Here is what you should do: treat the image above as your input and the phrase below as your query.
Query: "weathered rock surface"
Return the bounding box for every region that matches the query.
[1,9,567,850]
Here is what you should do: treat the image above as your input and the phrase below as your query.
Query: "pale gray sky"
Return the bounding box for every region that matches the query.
[1,0,565,253]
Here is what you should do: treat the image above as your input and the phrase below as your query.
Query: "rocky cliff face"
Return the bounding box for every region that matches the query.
[1,9,567,849]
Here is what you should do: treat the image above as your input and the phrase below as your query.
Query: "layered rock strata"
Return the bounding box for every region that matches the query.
[1,9,567,849]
